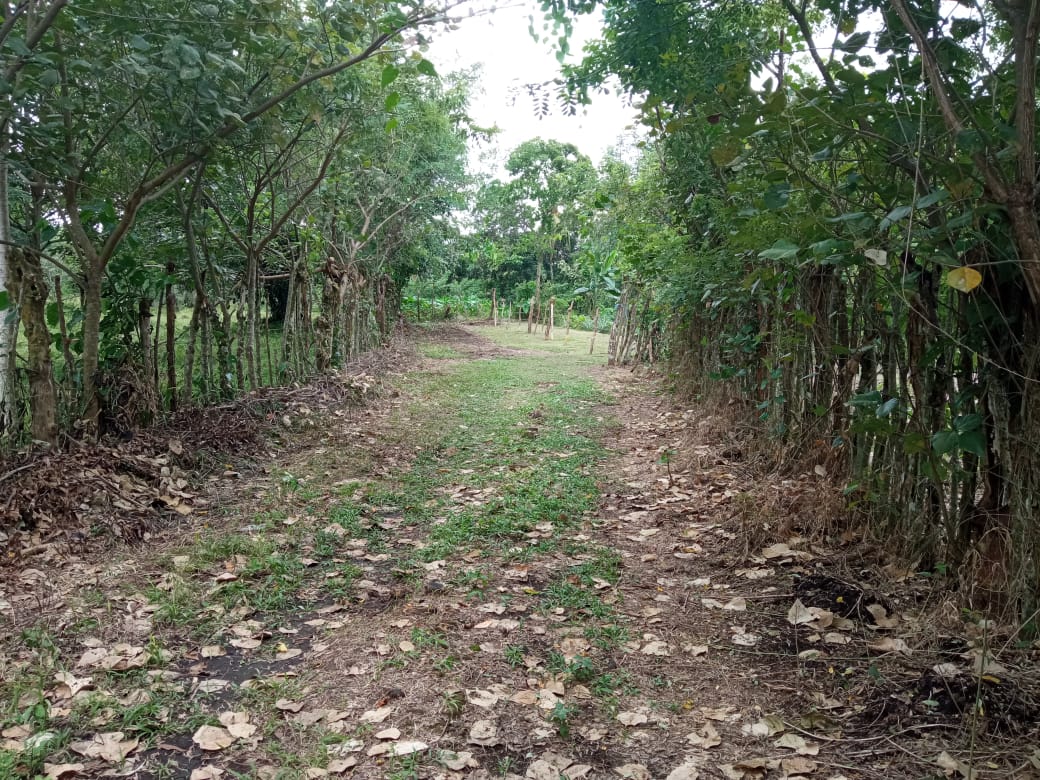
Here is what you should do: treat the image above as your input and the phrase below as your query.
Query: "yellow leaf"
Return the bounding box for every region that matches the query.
[947,266,983,293]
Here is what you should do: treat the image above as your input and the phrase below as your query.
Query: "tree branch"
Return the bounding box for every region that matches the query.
[889,0,1008,201]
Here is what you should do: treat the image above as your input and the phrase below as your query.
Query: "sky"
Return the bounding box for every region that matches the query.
[423,1,642,179]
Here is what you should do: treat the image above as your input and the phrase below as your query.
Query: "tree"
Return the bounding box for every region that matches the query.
[0,0,458,438]
[544,0,1040,612]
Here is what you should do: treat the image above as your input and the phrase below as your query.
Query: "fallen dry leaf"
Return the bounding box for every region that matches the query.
[686,723,721,748]
[190,768,225,780]
[616,711,648,726]
[44,764,86,780]
[614,764,652,779]
[774,733,819,755]
[641,640,670,656]
[359,706,393,724]
[468,719,500,746]
[936,751,978,780]
[665,764,700,780]
[440,750,478,771]
[193,725,235,751]
[327,757,358,773]
[68,732,139,762]
[466,689,499,708]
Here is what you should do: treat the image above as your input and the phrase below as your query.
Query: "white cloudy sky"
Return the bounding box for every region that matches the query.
[424,1,642,178]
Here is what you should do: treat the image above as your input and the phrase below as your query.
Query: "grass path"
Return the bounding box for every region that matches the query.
[1,324,1025,780]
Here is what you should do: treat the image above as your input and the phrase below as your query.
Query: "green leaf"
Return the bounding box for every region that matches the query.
[45,301,59,327]
[915,188,948,209]
[839,31,870,52]
[850,390,882,408]
[381,64,400,88]
[876,398,899,418]
[384,117,398,133]
[903,432,929,455]
[958,429,986,459]
[763,182,790,210]
[880,205,912,230]
[0,290,10,310]
[416,59,438,77]
[758,239,799,261]
[954,414,982,434]
[931,430,959,456]
[385,91,400,111]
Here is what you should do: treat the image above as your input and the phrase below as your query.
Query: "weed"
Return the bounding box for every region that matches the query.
[541,580,614,619]
[548,701,578,738]
[410,628,448,651]
[585,623,629,650]
[442,690,465,718]
[433,655,458,673]
[503,644,526,668]
[565,656,597,683]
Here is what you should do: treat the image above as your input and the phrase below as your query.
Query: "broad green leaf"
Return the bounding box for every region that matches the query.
[758,240,799,261]
[416,59,438,77]
[381,64,400,88]
[45,301,59,327]
[946,266,982,293]
[763,182,790,210]
[876,398,899,418]
[954,414,982,434]
[958,429,986,459]
[0,290,10,310]
[931,430,959,456]
[915,188,948,209]
[850,390,882,407]
[880,205,912,230]
[385,92,400,111]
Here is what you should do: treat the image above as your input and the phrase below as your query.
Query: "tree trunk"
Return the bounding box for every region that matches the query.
[53,276,75,399]
[0,143,17,436]
[544,296,555,340]
[491,288,498,326]
[589,307,601,355]
[9,251,57,446]
[165,262,177,410]
[80,259,103,432]
[243,252,258,389]
[527,262,541,334]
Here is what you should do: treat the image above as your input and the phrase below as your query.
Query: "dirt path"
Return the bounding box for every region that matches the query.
[1,325,1036,780]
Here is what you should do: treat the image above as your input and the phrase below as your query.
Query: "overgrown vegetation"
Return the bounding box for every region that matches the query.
[0,0,470,445]
[513,0,1040,624]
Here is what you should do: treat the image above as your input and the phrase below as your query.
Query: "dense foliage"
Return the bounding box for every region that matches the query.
[0,0,468,441]
[535,0,1040,619]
